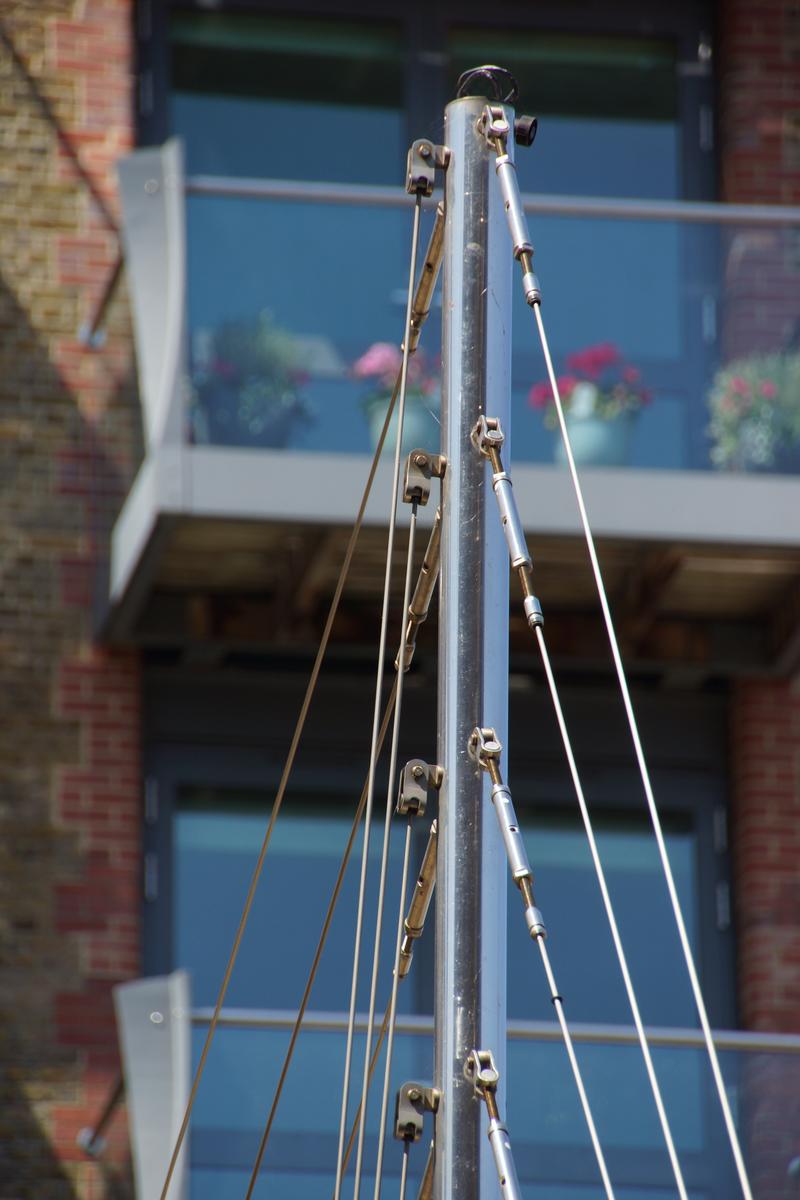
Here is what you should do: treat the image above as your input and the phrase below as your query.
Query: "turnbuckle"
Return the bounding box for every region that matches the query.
[396,758,441,979]
[405,201,445,354]
[478,103,541,307]
[472,416,543,632]
[468,727,546,940]
[397,818,437,979]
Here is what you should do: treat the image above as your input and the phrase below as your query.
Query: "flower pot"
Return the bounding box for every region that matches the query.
[367,393,440,458]
[554,412,636,467]
[196,385,300,449]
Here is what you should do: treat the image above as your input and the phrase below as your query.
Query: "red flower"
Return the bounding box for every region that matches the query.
[565,342,620,379]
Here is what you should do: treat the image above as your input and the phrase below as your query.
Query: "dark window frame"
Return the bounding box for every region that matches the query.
[136,0,716,201]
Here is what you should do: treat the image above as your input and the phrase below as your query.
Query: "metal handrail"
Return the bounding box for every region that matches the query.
[191,1006,800,1053]
[186,173,800,227]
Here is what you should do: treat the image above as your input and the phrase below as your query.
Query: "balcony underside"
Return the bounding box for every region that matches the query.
[102,447,800,679]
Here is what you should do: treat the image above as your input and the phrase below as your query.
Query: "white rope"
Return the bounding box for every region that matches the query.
[535,937,616,1200]
[533,301,754,1200]
[373,819,415,1200]
[333,196,423,1200]
[535,625,688,1199]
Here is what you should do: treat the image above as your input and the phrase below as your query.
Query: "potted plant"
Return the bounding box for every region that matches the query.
[352,341,440,456]
[529,342,651,466]
[190,310,313,448]
[706,351,800,471]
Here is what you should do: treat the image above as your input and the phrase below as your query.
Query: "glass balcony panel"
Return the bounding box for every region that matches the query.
[508,818,697,1027]
[171,13,404,185]
[174,790,432,1016]
[184,191,800,477]
[185,1021,800,1198]
[185,195,442,458]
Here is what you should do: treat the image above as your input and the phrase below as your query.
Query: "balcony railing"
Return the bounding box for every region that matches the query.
[183,174,800,477]
[188,1007,800,1199]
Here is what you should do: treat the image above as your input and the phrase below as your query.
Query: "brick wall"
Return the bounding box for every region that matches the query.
[731,679,800,1196]
[0,2,140,1197]
[717,0,800,360]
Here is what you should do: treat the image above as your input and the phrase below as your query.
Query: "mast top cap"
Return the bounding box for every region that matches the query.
[455,65,518,104]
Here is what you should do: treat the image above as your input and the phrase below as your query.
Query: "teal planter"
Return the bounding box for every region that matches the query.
[367,392,440,458]
[554,412,636,467]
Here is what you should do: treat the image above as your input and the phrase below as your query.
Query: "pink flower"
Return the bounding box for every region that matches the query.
[622,365,641,384]
[566,342,620,378]
[352,342,403,383]
[556,374,578,397]
[730,376,750,396]
[759,379,778,398]
[528,381,552,409]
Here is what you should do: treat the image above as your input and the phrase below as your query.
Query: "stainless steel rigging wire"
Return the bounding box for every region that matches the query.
[242,680,398,1199]
[158,259,422,1200]
[342,1004,392,1176]
[159,396,402,1200]
[535,937,615,1200]
[533,300,754,1200]
[354,507,420,1200]
[472,731,615,1200]
[534,624,689,1199]
[373,816,414,1200]
[334,194,424,1200]
[398,1140,411,1200]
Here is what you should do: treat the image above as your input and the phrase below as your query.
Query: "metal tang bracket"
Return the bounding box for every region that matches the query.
[404,449,446,507]
[406,139,450,197]
[394,1080,440,1143]
[397,759,443,817]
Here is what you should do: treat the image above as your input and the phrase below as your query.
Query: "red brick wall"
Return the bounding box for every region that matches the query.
[717,0,800,359]
[731,679,800,1196]
[731,680,800,1033]
[0,2,141,1196]
[718,0,800,206]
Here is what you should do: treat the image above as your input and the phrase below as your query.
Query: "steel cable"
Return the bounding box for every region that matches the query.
[158,290,411,1200]
[352,505,420,1200]
[242,680,398,1199]
[372,816,415,1200]
[532,300,754,1200]
[334,195,424,1200]
[398,1140,411,1200]
[534,625,688,1199]
[535,937,616,1199]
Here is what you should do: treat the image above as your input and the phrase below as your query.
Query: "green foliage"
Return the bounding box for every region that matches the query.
[707,352,800,469]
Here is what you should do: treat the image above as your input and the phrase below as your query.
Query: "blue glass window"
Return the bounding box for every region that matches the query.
[170,783,737,1196]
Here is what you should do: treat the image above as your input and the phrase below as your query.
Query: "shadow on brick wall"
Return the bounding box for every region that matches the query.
[0,260,140,1198]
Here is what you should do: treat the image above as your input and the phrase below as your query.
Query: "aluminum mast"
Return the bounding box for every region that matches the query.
[434,89,512,1199]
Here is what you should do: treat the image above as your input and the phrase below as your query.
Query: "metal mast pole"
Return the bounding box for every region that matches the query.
[434,91,512,1198]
